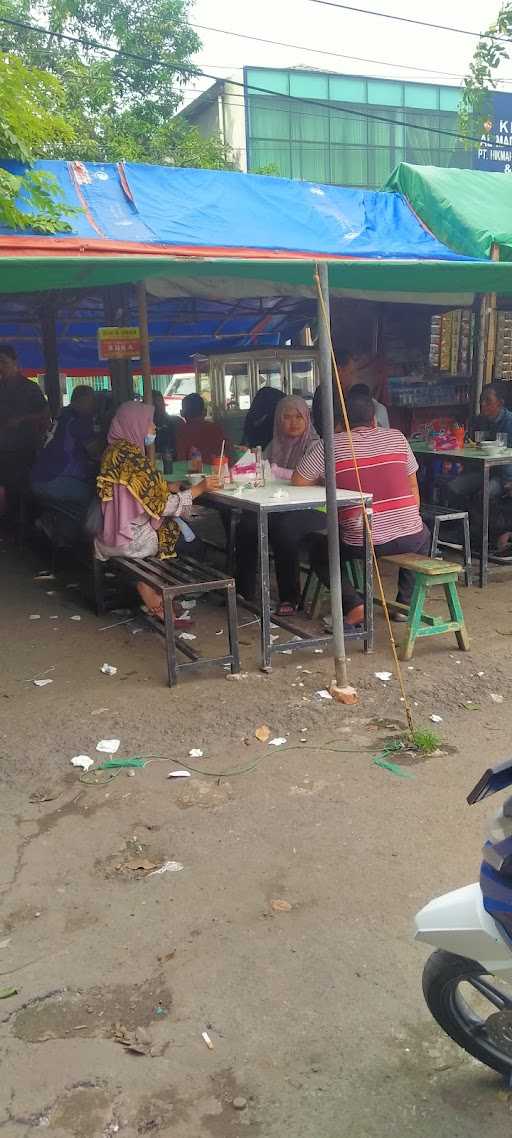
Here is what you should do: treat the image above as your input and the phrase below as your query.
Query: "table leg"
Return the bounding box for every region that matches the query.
[363,511,374,653]
[480,463,490,588]
[258,507,272,672]
[227,509,237,575]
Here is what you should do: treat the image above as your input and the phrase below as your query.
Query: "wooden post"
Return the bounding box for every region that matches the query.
[103,284,133,405]
[40,303,62,417]
[136,281,153,405]
[136,280,155,464]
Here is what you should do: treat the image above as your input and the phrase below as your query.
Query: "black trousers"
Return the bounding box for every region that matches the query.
[236,509,327,606]
[310,522,431,612]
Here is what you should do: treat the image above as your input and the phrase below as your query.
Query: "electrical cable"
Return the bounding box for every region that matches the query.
[0,14,496,147]
[304,0,512,45]
[189,20,483,82]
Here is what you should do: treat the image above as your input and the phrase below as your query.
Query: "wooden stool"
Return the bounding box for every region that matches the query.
[381,553,470,661]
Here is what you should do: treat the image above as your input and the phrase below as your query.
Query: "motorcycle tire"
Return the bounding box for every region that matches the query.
[423,948,512,1077]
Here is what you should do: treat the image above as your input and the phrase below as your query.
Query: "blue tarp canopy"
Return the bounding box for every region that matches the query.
[3,161,511,371]
[0,159,475,261]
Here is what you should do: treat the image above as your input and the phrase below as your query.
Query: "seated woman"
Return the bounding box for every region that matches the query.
[95,402,218,619]
[31,385,99,508]
[236,395,325,615]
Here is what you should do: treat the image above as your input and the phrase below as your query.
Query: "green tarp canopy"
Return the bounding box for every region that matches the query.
[387,164,512,263]
[5,253,512,297]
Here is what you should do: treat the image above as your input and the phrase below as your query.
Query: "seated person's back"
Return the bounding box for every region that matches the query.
[31,385,98,504]
[175,393,225,465]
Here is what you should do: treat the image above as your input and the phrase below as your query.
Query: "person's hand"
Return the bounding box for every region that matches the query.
[201,474,221,492]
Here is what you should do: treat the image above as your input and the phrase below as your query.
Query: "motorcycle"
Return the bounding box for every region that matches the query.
[416,758,512,1080]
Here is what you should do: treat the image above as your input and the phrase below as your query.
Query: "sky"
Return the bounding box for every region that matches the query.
[181,0,510,106]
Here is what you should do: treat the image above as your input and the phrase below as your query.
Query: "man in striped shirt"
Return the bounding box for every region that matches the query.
[292,388,431,620]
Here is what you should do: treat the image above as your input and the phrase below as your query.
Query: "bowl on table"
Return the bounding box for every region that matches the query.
[478,441,503,456]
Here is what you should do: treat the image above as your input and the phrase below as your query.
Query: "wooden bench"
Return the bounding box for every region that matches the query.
[380,553,470,660]
[94,552,241,687]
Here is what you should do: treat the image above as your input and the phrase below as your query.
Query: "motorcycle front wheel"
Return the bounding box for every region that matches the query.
[423,949,512,1077]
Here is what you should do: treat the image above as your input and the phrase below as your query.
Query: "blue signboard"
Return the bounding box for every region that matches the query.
[474,91,512,174]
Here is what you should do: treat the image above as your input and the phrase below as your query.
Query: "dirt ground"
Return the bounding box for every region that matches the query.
[3,535,512,1137]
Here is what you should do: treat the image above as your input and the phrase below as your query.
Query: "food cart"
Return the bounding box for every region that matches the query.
[192,346,319,442]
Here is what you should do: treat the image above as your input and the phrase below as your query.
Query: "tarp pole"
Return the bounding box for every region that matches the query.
[137,280,155,465]
[485,244,500,386]
[40,302,61,417]
[317,262,348,690]
[474,294,487,413]
[137,281,152,405]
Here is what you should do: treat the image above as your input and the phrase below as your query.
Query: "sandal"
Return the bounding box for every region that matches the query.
[276,602,296,616]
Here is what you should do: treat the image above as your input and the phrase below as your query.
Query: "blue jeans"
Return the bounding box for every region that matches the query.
[32,475,93,506]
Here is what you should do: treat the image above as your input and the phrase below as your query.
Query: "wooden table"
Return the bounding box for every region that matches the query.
[411,442,512,587]
[203,481,373,671]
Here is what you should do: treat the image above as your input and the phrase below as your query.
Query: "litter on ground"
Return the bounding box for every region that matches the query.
[71,755,94,771]
[29,614,41,620]
[316,690,333,700]
[167,770,191,779]
[255,725,271,743]
[490,693,504,703]
[96,739,121,753]
[70,615,81,621]
[202,1030,214,1050]
[189,748,203,758]
[179,632,196,641]
[430,714,443,723]
[101,663,117,675]
[148,860,184,876]
[375,671,392,682]
[269,737,287,747]
[33,679,53,687]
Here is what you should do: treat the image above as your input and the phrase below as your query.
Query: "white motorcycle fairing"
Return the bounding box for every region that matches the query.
[415,882,512,973]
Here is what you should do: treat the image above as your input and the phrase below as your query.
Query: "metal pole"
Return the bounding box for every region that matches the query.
[317,261,348,689]
[474,294,487,414]
[136,280,155,464]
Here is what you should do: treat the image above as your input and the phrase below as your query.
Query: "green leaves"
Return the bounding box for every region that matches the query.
[459,4,512,144]
[0,52,76,230]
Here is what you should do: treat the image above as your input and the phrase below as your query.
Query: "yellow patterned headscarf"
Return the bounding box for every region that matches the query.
[97,440,179,559]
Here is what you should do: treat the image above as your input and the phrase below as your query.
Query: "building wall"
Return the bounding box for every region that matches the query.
[244,68,471,187]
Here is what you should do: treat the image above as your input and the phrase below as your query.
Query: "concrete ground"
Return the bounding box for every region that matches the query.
[2,535,512,1136]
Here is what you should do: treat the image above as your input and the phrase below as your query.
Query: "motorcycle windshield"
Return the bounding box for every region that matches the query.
[468,758,512,804]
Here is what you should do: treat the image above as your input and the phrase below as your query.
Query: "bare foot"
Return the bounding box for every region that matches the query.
[137,581,164,620]
[344,603,365,625]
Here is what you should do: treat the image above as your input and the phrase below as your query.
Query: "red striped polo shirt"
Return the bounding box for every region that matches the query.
[296,426,422,546]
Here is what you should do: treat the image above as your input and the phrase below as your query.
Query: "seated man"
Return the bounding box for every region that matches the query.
[447,381,512,506]
[175,393,225,466]
[0,344,49,516]
[31,385,99,507]
[292,388,431,622]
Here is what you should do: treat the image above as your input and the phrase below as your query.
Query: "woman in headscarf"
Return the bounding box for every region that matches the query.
[242,386,284,449]
[95,402,218,619]
[236,395,324,615]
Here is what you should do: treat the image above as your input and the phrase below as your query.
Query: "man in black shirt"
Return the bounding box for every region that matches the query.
[0,344,49,512]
